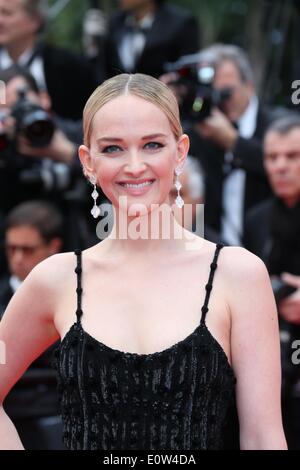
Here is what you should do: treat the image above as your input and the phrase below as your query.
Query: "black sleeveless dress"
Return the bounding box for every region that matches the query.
[53,243,237,450]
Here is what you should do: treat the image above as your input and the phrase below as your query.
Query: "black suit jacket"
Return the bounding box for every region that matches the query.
[105,3,200,78]
[40,43,99,120]
[243,198,273,261]
[0,43,98,120]
[188,105,288,234]
[0,275,13,320]
[243,198,300,395]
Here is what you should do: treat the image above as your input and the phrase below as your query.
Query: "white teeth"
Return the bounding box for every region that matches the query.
[120,180,154,189]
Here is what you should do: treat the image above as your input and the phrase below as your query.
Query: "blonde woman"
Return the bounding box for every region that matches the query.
[0,74,287,450]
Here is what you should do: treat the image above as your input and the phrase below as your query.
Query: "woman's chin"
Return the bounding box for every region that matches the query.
[114,198,171,218]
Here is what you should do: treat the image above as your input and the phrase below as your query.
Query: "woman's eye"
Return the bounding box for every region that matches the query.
[102,145,122,153]
[144,142,164,150]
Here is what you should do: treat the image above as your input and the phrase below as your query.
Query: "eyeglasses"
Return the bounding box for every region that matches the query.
[4,243,45,256]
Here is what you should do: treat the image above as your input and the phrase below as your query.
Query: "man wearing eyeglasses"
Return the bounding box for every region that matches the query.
[0,200,62,305]
[186,44,288,246]
[0,200,64,449]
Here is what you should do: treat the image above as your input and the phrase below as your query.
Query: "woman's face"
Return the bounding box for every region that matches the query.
[79,94,189,215]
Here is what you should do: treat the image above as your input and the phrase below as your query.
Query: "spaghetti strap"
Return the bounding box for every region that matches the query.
[200,243,224,325]
[74,249,83,324]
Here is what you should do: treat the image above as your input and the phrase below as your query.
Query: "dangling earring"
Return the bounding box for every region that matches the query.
[89,174,101,218]
[174,166,184,208]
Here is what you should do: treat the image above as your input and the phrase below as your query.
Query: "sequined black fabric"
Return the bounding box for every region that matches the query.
[52,243,237,450]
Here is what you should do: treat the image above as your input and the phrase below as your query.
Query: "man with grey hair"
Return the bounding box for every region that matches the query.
[243,114,300,449]
[187,43,286,246]
[0,0,97,119]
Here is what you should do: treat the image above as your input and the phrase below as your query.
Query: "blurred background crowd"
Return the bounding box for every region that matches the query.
[0,0,299,450]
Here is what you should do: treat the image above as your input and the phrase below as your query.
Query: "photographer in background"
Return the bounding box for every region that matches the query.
[0,200,64,449]
[0,0,98,120]
[164,44,287,245]
[0,65,81,216]
[0,65,96,259]
[243,114,300,449]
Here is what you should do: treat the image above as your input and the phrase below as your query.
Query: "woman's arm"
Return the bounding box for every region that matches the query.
[0,256,61,449]
[0,406,24,449]
[223,247,287,450]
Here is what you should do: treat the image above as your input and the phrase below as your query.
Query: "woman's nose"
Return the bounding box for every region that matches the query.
[124,150,147,174]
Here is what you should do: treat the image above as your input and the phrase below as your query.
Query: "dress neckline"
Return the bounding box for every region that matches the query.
[60,320,235,379]
[60,242,235,377]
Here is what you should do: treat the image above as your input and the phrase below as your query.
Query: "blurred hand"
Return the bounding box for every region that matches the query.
[279,273,300,324]
[0,108,15,137]
[194,108,238,150]
[159,72,188,106]
[17,129,76,164]
[159,71,180,86]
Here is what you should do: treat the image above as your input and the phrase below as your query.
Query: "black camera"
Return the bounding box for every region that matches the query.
[11,87,55,147]
[0,88,69,193]
[0,87,55,160]
[165,54,232,122]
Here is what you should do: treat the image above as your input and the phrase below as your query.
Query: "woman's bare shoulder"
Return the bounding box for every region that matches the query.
[181,236,262,269]
[220,245,267,278]
[29,251,78,290]
[218,246,272,313]
[185,239,268,287]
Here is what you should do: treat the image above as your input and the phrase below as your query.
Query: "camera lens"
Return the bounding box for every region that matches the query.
[22,109,55,147]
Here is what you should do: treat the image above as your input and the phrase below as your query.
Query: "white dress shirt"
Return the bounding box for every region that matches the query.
[0,47,47,91]
[9,275,22,293]
[221,94,259,246]
[118,13,154,72]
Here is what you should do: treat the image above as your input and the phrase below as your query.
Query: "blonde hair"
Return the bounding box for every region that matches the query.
[83,73,183,146]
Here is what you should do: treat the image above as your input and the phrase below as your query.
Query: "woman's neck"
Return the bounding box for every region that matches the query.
[102,204,198,257]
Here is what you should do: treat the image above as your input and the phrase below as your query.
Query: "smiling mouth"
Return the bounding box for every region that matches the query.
[117,179,155,189]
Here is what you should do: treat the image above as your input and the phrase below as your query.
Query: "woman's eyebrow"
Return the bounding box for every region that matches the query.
[96,133,168,144]
[141,133,168,140]
[96,137,123,144]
